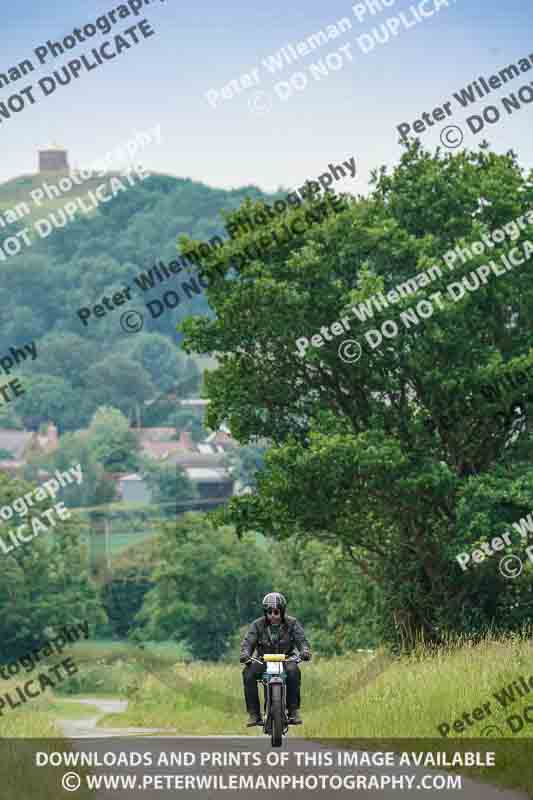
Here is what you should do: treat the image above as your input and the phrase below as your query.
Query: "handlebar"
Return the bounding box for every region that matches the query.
[245,654,302,665]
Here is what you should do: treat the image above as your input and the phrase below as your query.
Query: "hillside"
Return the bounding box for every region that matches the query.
[0,170,271,237]
[0,171,127,233]
[0,170,270,432]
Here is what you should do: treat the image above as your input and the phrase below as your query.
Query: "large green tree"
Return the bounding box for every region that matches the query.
[15,374,80,431]
[137,515,274,660]
[85,356,154,423]
[0,471,106,661]
[87,406,140,472]
[116,332,201,396]
[25,431,116,508]
[224,443,267,490]
[182,142,533,648]
[139,456,197,509]
[28,332,96,388]
[271,536,386,654]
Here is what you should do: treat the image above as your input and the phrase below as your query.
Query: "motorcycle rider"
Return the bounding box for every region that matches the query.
[240,592,311,727]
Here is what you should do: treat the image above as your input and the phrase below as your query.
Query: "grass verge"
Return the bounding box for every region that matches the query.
[0,680,93,800]
[98,634,533,794]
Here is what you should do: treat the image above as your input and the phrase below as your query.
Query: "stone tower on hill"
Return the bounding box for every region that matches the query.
[38,144,69,173]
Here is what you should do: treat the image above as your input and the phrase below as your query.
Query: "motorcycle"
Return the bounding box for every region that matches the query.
[248,653,301,747]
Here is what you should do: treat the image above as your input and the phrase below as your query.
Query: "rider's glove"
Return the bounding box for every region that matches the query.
[239,655,251,664]
[301,651,311,661]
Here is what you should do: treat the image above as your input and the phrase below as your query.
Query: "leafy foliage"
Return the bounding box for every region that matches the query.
[139,456,197,509]
[136,515,274,660]
[224,443,267,490]
[24,429,116,509]
[0,471,106,661]
[185,142,533,648]
[0,172,270,430]
[272,537,385,655]
[86,407,140,472]
[173,408,206,442]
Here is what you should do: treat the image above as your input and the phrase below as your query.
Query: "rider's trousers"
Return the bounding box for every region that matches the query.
[243,661,301,713]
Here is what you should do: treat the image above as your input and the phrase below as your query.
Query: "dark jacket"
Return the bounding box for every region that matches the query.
[240,615,311,660]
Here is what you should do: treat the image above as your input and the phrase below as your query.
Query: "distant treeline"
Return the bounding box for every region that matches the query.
[0,173,272,431]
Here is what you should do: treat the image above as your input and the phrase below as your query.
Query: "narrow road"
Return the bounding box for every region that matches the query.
[57,697,172,738]
[53,697,530,799]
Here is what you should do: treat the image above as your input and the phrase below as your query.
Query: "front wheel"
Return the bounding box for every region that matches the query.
[270,683,283,747]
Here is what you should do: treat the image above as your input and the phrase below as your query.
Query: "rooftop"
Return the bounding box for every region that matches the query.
[183,467,232,481]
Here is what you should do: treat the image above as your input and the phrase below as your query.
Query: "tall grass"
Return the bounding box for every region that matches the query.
[98,636,533,738]
[0,678,94,800]
[2,636,531,794]
[55,639,189,695]
[98,634,533,793]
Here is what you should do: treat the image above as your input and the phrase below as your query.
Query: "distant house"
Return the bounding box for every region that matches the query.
[169,451,234,504]
[0,419,239,509]
[137,427,177,443]
[182,467,234,500]
[118,474,152,504]
[116,425,234,508]
[168,451,224,469]
[138,441,185,462]
[178,399,209,418]
[0,423,59,475]
[137,429,196,462]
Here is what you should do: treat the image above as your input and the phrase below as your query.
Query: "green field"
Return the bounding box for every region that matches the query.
[82,529,157,562]
[71,500,172,564]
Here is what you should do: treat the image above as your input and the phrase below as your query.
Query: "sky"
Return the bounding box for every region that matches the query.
[1,0,532,197]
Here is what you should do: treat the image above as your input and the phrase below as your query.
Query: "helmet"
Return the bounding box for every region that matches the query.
[262,592,287,613]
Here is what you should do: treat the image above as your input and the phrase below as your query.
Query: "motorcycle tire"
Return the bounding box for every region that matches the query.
[270,683,283,747]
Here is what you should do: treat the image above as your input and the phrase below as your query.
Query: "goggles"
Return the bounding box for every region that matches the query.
[266,607,281,615]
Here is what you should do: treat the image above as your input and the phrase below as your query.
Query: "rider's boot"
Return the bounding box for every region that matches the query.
[288,706,303,725]
[246,710,263,727]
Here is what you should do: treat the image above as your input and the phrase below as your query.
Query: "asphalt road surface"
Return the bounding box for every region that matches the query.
[51,698,529,799]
